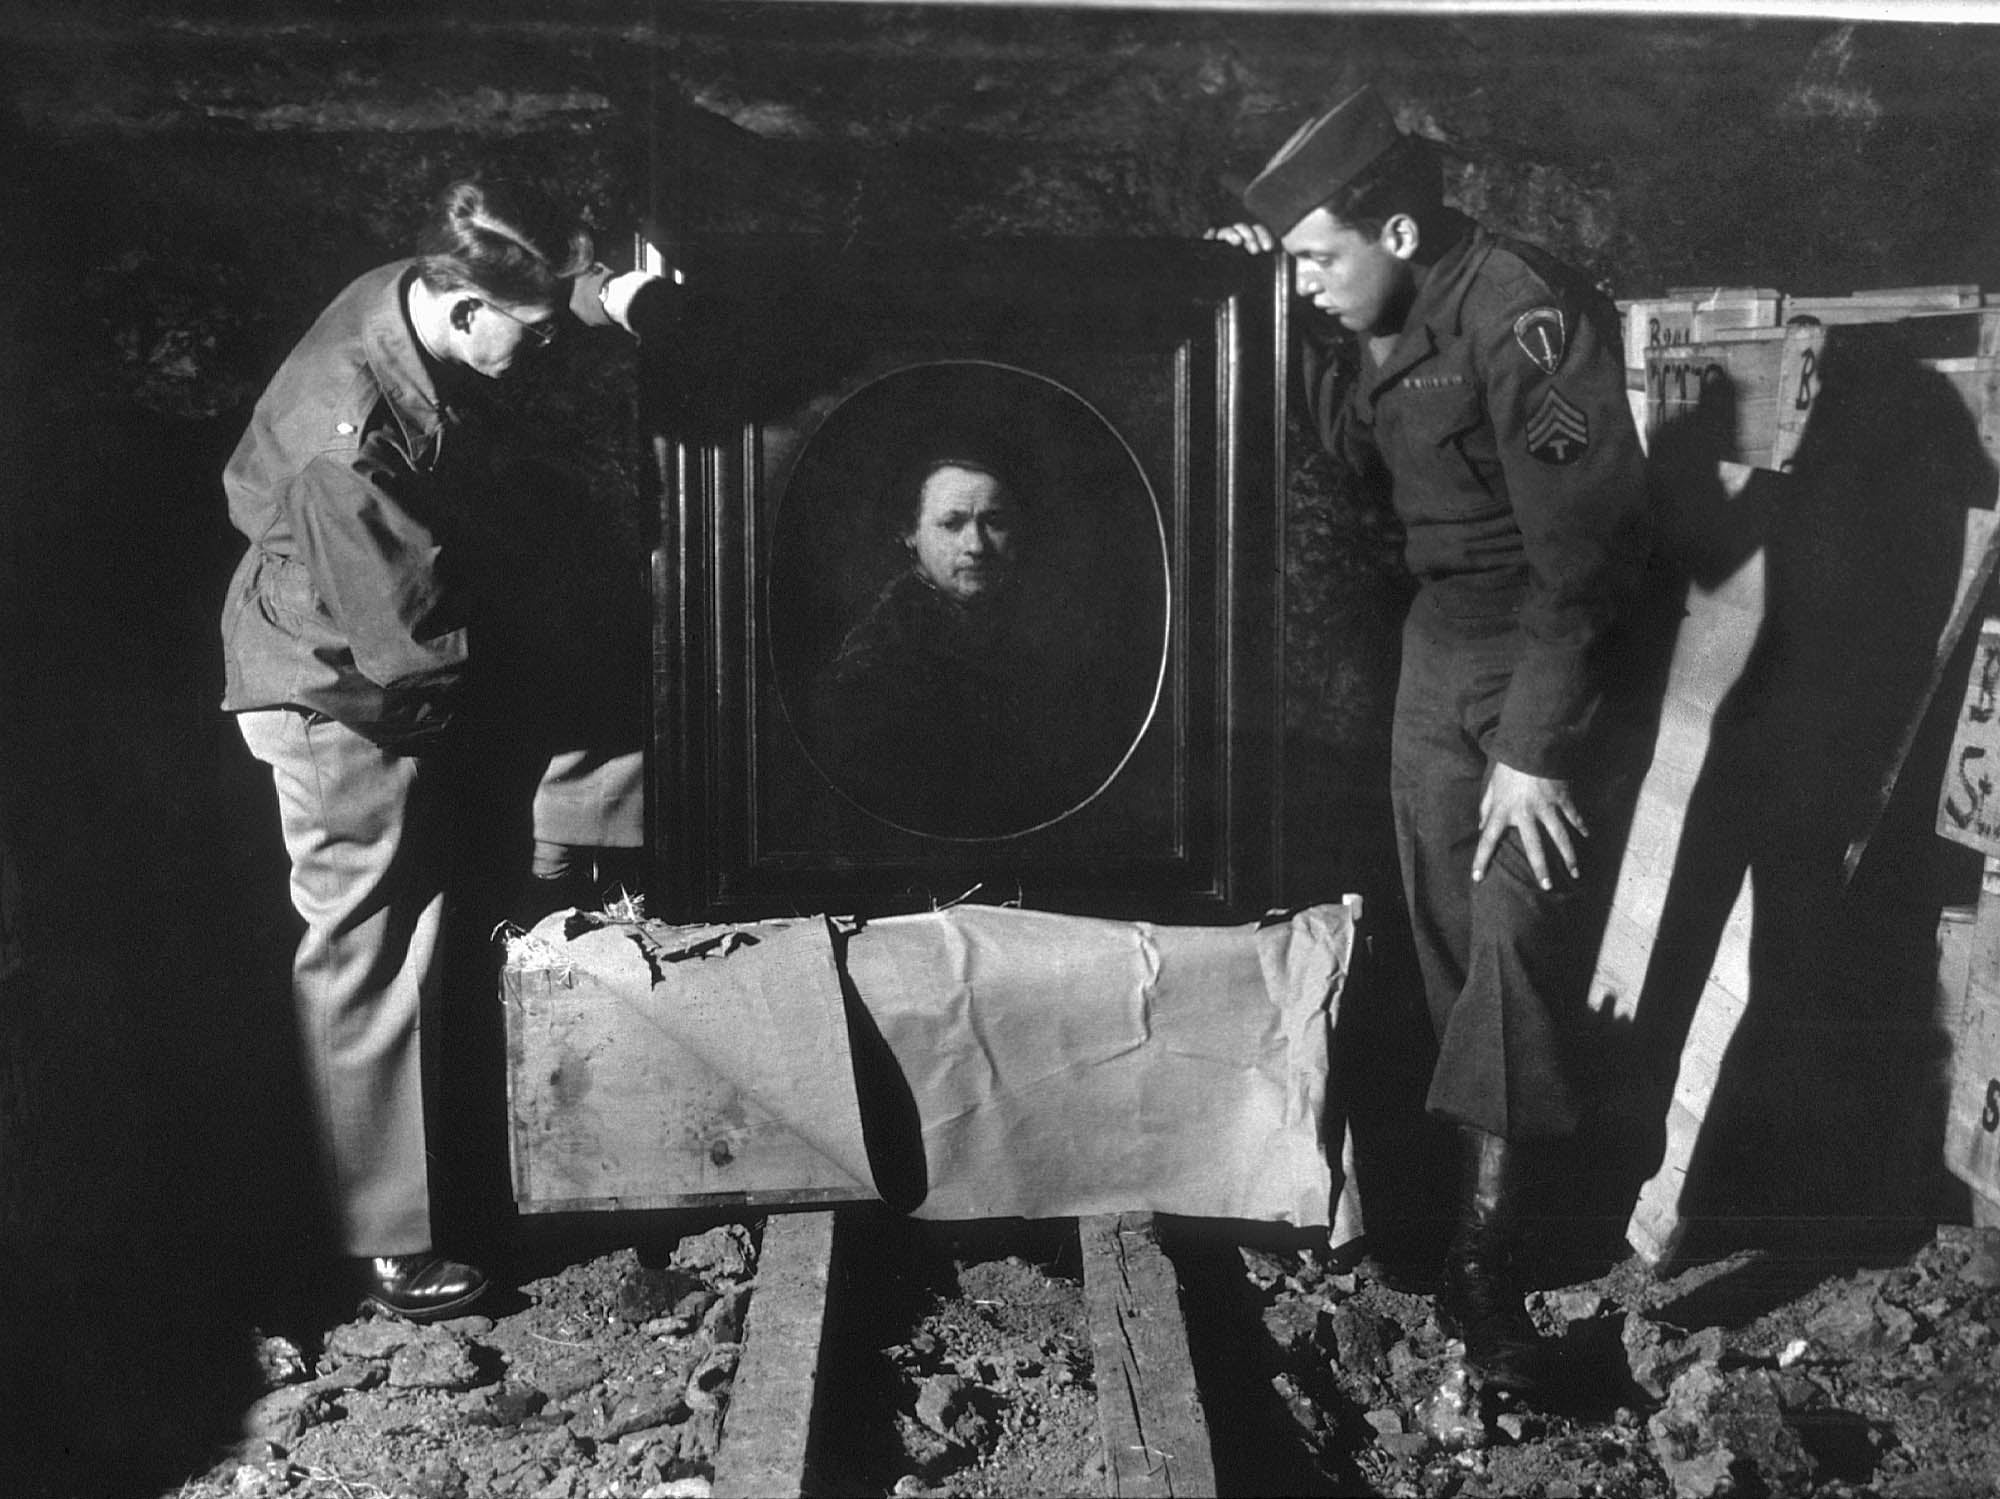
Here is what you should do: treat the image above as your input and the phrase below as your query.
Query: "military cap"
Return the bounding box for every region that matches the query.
[1241,85,1403,235]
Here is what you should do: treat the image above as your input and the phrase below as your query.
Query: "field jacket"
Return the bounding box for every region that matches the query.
[1306,218,1650,777]
[220,259,497,750]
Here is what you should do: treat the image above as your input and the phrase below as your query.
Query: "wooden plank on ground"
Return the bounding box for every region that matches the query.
[713,1210,839,1499]
[1081,1213,1216,1499]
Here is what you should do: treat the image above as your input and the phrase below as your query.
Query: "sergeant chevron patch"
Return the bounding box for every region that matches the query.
[1526,387,1589,465]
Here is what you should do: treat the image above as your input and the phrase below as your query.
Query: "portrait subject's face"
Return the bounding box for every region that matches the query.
[1281,207,1412,337]
[906,465,1018,603]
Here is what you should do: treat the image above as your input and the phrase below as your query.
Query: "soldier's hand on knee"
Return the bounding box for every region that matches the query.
[1474,762,1588,890]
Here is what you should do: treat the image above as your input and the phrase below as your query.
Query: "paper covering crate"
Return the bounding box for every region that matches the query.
[503,902,1359,1226]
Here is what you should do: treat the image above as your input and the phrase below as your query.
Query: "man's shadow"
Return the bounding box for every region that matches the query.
[1586,325,1996,1274]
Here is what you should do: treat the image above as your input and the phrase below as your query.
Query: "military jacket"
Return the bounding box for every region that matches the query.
[1306,219,1649,778]
[220,260,497,750]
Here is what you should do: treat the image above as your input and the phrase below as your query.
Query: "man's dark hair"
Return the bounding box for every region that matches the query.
[890,448,1024,538]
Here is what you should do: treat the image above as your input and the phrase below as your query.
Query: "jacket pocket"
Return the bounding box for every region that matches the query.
[1387,381,1508,521]
[253,552,322,627]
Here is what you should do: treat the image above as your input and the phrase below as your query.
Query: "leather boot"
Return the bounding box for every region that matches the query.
[358,1251,490,1322]
[1437,1126,1552,1395]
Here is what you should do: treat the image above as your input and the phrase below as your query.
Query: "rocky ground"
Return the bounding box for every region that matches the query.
[186,1224,766,1499]
[136,1210,2000,1499]
[1208,1220,2000,1499]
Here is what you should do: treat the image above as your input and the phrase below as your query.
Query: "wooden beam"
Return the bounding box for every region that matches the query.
[1843,507,2000,882]
[713,1209,839,1499]
[1080,1213,1217,1498]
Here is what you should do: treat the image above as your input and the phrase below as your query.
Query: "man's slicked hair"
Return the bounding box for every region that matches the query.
[414,178,595,305]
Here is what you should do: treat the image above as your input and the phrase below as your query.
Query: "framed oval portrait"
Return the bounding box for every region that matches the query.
[766,360,1169,841]
[649,235,1282,922]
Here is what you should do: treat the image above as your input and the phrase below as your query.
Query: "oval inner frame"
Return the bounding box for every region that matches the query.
[766,358,1172,843]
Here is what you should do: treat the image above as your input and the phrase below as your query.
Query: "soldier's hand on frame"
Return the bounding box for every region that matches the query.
[1472,761,1587,891]
[1204,222,1277,255]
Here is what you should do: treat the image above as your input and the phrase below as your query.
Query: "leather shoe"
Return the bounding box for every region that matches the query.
[358,1251,490,1322]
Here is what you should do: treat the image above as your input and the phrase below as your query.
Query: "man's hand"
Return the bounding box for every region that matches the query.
[1473,761,1587,890]
[1204,222,1277,254]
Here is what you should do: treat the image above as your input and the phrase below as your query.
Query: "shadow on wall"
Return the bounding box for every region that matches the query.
[0,58,356,1479]
[1618,334,1995,1256]
[0,129,360,1496]
[0,406,322,1494]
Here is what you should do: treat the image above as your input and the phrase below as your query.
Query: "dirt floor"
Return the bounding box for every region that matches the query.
[122,1206,2000,1499]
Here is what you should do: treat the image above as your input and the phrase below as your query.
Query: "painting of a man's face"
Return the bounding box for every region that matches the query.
[905,463,1018,603]
[768,360,1170,843]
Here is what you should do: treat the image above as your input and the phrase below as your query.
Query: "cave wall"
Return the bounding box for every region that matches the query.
[2,4,1999,1482]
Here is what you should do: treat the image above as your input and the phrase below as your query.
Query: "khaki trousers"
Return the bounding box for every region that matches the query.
[238,708,445,1256]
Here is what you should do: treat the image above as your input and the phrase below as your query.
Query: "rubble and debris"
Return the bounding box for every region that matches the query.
[1623,1313,1725,1400]
[174,1232,762,1498]
[1228,1220,2000,1497]
[157,1215,2000,1498]
[1415,1359,1485,1451]
[669,1224,757,1282]
[1648,1363,1812,1499]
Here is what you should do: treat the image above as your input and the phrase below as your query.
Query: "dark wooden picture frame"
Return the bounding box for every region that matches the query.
[645,239,1289,924]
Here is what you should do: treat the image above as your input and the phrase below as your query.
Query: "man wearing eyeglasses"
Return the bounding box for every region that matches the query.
[221,177,665,1322]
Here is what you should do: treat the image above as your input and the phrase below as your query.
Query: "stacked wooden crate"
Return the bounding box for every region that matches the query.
[1936,625,2000,1229]
[1604,282,2000,1265]
[1618,286,1780,453]
[1942,873,2000,1229]
[1622,284,2000,465]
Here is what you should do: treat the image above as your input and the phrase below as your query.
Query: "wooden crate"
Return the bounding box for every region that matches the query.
[1945,870,2000,1221]
[1646,311,2000,472]
[1621,287,1782,375]
[1937,621,2000,856]
[504,903,1357,1225]
[1587,491,1769,1266]
[1596,498,2000,1266]
[1923,356,2000,460]
[1643,326,1803,469]
[1622,286,1991,374]
[1780,285,1985,325]
[502,916,877,1213]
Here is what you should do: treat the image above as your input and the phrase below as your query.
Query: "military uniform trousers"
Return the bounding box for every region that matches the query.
[1390,595,1593,1142]
[238,706,445,1256]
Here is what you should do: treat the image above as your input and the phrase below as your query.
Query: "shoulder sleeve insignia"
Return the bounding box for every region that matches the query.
[1513,306,1567,374]
[1526,387,1589,465]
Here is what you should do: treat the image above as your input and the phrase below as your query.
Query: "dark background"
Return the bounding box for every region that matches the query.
[4,2,2000,1490]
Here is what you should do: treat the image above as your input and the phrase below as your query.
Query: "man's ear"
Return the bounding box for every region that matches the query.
[1380,212,1421,262]
[448,296,482,333]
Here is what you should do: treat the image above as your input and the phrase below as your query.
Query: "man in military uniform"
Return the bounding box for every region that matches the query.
[1215,85,1650,1394]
